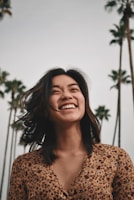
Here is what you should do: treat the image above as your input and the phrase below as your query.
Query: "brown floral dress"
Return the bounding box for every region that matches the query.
[8,144,134,199]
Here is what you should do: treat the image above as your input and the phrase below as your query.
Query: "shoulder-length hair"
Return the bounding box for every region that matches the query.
[19,67,100,165]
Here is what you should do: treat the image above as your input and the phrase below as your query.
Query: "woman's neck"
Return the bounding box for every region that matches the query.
[54,123,86,154]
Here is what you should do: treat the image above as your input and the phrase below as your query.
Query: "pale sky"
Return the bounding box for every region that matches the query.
[0,0,134,189]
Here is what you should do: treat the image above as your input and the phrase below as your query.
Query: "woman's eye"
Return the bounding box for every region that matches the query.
[51,90,61,94]
[71,87,80,92]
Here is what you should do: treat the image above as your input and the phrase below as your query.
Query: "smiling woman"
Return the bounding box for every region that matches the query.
[7,67,134,200]
[49,74,85,125]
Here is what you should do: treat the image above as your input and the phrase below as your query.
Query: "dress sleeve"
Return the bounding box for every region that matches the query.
[7,157,27,200]
[112,148,134,199]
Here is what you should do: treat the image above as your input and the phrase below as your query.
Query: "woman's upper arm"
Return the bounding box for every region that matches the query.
[112,148,134,199]
[7,157,27,200]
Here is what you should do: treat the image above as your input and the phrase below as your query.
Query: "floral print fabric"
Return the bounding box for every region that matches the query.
[8,144,134,199]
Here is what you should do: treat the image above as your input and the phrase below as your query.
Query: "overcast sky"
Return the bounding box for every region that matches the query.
[0,0,134,182]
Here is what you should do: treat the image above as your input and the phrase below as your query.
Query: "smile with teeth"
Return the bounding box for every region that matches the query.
[59,104,77,110]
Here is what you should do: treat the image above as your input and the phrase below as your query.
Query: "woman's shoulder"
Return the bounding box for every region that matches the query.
[13,148,44,167]
[93,143,132,162]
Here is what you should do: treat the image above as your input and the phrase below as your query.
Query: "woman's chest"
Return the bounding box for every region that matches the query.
[23,155,117,199]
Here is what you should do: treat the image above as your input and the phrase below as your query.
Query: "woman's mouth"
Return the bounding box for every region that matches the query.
[59,104,77,110]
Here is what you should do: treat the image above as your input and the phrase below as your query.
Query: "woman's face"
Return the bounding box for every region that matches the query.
[48,74,85,125]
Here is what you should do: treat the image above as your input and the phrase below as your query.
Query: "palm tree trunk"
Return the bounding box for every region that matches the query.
[112,99,119,145]
[13,130,17,160]
[118,40,123,147]
[100,119,103,139]
[126,16,134,109]
[6,108,17,197]
[112,40,123,147]
[118,76,121,147]
[12,108,17,160]
[0,108,12,200]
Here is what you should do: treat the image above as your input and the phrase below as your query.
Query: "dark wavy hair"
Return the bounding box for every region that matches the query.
[19,67,100,165]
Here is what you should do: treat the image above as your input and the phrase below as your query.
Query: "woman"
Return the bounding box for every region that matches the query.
[8,67,134,199]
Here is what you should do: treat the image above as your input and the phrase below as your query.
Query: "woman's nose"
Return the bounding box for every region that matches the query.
[61,90,73,100]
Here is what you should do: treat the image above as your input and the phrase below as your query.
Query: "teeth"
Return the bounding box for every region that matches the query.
[60,104,76,110]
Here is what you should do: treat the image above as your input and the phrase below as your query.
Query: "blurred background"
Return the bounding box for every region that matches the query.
[0,0,134,199]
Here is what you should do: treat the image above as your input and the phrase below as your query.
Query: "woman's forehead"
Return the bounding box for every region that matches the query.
[51,74,78,85]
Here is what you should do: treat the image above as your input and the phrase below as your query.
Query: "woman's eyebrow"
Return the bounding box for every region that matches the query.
[51,85,60,88]
[52,83,78,88]
[68,83,79,87]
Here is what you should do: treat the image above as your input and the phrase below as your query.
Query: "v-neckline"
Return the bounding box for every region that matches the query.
[49,153,90,193]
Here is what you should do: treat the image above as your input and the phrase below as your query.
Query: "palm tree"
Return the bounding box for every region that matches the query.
[0,0,12,20]
[11,120,25,159]
[0,69,10,200]
[109,23,125,147]
[95,105,111,136]
[108,21,133,148]
[0,79,26,199]
[6,80,26,193]
[105,0,134,108]
[109,69,131,146]
[0,68,9,98]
